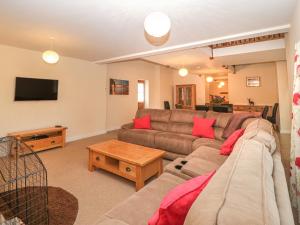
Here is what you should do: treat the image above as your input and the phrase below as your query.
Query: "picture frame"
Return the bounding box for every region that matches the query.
[246,76,260,87]
[110,78,129,95]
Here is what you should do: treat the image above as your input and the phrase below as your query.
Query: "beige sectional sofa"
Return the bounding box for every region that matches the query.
[118,109,232,159]
[95,110,294,225]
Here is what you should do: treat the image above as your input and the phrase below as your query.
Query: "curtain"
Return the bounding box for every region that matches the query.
[291,42,300,222]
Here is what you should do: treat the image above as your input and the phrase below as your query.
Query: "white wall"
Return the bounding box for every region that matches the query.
[106,60,174,130]
[228,62,279,105]
[172,72,206,105]
[0,44,107,141]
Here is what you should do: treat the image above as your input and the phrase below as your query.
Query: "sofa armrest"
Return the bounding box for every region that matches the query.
[121,123,134,130]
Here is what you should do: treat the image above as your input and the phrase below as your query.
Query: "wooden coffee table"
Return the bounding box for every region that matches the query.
[87,140,165,191]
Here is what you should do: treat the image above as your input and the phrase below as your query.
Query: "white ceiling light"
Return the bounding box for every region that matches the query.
[42,38,60,64]
[144,12,171,37]
[206,76,214,83]
[42,50,59,64]
[178,68,188,77]
[218,81,225,88]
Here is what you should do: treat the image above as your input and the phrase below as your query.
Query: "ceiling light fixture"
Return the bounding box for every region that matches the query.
[218,81,225,88]
[206,76,214,83]
[178,68,188,77]
[42,38,59,64]
[144,12,171,37]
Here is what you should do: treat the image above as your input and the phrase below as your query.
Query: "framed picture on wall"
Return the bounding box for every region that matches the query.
[246,76,260,87]
[110,78,129,95]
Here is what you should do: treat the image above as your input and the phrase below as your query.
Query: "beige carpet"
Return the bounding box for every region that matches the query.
[39,131,137,225]
[38,131,293,225]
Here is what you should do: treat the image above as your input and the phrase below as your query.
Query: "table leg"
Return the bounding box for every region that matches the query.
[135,166,144,191]
[88,150,95,172]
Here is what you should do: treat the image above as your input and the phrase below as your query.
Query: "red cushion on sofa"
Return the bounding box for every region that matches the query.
[133,114,151,129]
[148,171,215,225]
[192,117,216,139]
[220,128,245,155]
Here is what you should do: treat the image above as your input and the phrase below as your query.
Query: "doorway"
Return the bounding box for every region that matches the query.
[138,80,145,109]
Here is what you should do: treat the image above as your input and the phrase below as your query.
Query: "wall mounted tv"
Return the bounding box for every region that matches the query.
[14,77,59,101]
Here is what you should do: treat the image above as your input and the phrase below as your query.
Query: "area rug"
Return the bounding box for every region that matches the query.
[0,186,78,225]
[48,186,78,225]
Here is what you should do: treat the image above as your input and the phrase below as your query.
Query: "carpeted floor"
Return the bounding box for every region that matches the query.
[38,130,293,225]
[39,131,138,225]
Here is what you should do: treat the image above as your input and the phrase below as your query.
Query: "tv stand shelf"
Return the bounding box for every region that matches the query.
[8,127,67,152]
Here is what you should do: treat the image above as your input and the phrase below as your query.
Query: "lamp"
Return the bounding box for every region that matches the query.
[42,50,59,64]
[206,76,213,83]
[178,68,188,77]
[144,12,171,37]
[42,38,59,64]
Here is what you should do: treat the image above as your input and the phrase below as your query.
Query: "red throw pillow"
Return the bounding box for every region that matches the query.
[220,128,245,155]
[148,171,215,225]
[133,114,151,129]
[192,117,216,139]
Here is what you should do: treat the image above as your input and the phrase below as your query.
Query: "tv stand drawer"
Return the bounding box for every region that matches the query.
[25,136,63,151]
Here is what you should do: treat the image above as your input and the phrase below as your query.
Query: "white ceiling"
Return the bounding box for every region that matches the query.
[0,0,296,62]
[143,40,286,75]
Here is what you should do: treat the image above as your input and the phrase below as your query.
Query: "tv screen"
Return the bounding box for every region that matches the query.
[15,77,59,101]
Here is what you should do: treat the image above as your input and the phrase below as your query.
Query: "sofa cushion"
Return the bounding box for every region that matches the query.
[133,114,151,129]
[205,111,232,141]
[181,158,219,177]
[220,128,245,155]
[169,110,206,123]
[151,121,169,132]
[205,111,232,128]
[136,109,171,123]
[148,171,215,225]
[155,132,198,155]
[192,117,215,139]
[105,173,185,225]
[192,138,223,151]
[167,122,193,135]
[118,129,161,148]
[244,118,273,135]
[187,146,227,166]
[243,119,276,154]
[184,139,280,225]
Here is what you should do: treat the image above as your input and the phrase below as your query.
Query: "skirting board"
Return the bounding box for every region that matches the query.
[66,126,121,143]
[66,130,107,143]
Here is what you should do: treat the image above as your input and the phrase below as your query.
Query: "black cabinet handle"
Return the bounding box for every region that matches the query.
[126,167,131,172]
[96,156,100,161]
[51,141,55,144]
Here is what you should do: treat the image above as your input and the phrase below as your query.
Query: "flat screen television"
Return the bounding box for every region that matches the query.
[14,77,59,101]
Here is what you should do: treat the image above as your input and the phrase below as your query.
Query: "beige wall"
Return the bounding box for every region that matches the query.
[173,72,206,105]
[0,44,107,140]
[159,66,174,109]
[106,60,173,130]
[228,62,279,105]
[276,61,291,133]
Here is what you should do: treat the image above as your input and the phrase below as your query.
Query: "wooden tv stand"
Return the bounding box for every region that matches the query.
[8,127,67,152]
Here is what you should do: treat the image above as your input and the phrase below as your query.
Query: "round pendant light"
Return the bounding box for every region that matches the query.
[42,50,60,64]
[144,12,171,37]
[206,76,214,83]
[178,68,188,77]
